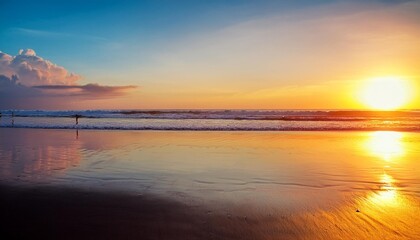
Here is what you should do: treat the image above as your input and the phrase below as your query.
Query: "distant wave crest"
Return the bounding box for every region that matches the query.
[1,110,420,131]
[1,109,420,120]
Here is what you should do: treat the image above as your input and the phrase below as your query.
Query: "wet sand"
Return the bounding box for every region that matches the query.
[0,128,419,239]
[0,184,202,240]
[2,183,419,240]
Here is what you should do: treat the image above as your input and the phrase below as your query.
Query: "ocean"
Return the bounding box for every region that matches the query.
[1,109,420,131]
[1,111,420,239]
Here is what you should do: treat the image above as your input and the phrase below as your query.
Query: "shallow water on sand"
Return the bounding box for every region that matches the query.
[0,129,419,239]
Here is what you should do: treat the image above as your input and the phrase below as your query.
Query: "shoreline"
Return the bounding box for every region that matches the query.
[2,125,420,132]
[1,128,419,239]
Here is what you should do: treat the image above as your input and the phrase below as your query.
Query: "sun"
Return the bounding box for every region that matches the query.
[359,77,412,110]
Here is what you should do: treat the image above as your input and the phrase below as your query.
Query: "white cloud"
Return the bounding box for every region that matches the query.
[18,49,36,56]
[0,49,81,86]
[0,50,137,109]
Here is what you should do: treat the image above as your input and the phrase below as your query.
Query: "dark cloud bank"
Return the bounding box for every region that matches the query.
[0,49,136,109]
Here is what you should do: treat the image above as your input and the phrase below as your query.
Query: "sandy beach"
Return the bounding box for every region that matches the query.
[1,128,419,239]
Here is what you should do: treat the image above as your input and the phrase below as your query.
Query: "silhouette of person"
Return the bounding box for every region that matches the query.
[75,114,81,125]
[11,111,14,127]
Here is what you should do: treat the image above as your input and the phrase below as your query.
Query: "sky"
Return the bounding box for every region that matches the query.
[1,0,420,110]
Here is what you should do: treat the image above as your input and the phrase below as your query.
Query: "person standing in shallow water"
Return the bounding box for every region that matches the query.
[75,115,80,125]
[11,111,14,127]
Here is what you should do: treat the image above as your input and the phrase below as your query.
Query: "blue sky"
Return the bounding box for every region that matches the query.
[1,0,419,109]
[1,0,334,83]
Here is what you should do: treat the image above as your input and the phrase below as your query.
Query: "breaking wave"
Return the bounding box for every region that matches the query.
[1,109,420,131]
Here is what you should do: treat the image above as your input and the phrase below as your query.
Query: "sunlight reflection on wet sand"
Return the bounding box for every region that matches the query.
[0,129,419,239]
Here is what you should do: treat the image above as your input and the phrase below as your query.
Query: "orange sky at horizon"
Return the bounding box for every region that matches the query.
[76,75,419,110]
[83,2,420,111]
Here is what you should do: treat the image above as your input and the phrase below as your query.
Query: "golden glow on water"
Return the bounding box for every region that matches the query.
[0,129,419,239]
[362,131,409,211]
[380,173,394,186]
[368,173,398,206]
[365,131,404,161]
